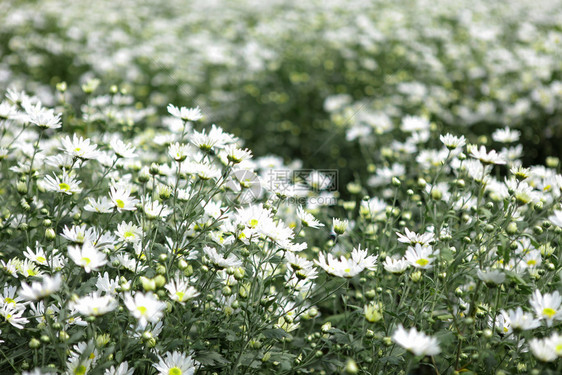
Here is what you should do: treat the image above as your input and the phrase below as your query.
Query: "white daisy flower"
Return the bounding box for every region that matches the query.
[153,351,196,375]
[167,104,203,122]
[68,242,107,273]
[124,292,166,329]
[392,325,441,356]
[60,134,99,160]
[405,244,438,269]
[19,273,62,301]
[529,289,562,326]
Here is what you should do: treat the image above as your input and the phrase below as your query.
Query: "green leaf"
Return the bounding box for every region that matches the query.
[262,328,290,340]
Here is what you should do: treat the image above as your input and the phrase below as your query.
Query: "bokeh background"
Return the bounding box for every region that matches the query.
[1,0,561,191]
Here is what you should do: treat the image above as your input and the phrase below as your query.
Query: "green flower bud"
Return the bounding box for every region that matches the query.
[29,338,41,349]
[345,359,359,374]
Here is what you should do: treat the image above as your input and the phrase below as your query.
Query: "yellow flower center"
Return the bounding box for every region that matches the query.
[115,199,125,209]
[137,306,147,315]
[74,147,82,153]
[4,297,15,305]
[27,269,36,276]
[169,368,182,375]
[526,259,537,266]
[543,307,556,318]
[59,183,71,191]
[81,257,91,265]
[249,219,259,228]
[416,258,429,267]
[344,268,351,273]
[124,231,134,238]
[37,256,46,263]
[74,365,87,375]
[555,344,562,353]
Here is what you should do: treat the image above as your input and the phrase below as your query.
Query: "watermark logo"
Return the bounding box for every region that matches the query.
[225,168,339,205]
[225,169,262,204]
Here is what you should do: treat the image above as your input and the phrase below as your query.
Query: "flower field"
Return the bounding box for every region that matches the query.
[0,0,562,374]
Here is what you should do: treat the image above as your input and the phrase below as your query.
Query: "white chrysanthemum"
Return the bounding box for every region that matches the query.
[383,256,409,274]
[68,242,107,273]
[500,307,540,331]
[84,196,114,213]
[104,362,134,375]
[529,337,557,362]
[19,273,62,301]
[529,290,562,326]
[110,139,136,158]
[167,104,203,121]
[440,133,466,150]
[203,246,242,269]
[109,185,139,212]
[492,127,520,143]
[476,268,505,285]
[469,145,506,165]
[72,292,118,316]
[400,115,430,133]
[405,244,438,269]
[124,292,166,329]
[60,134,99,160]
[115,221,143,244]
[42,171,82,195]
[392,325,441,356]
[153,351,196,375]
[165,277,199,304]
[168,142,191,162]
[396,228,435,246]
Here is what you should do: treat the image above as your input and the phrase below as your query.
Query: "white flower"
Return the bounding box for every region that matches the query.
[124,292,166,329]
[405,244,438,269]
[168,142,191,162]
[0,305,29,329]
[400,115,430,133]
[165,277,199,304]
[19,274,62,301]
[203,246,242,269]
[167,104,203,121]
[529,337,557,362]
[68,242,107,273]
[104,362,134,375]
[84,196,114,213]
[440,133,466,150]
[501,307,540,331]
[109,185,139,212]
[476,268,505,285]
[153,351,196,375]
[110,139,136,158]
[469,145,506,165]
[529,289,562,326]
[71,292,118,316]
[315,247,375,279]
[350,245,378,271]
[396,228,435,245]
[225,144,252,164]
[60,134,98,160]
[116,221,143,244]
[27,108,62,129]
[383,256,409,274]
[492,127,520,143]
[42,171,82,195]
[392,325,441,356]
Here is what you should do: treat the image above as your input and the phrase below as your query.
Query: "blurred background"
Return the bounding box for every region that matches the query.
[1,0,561,193]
